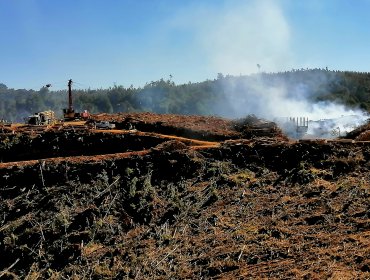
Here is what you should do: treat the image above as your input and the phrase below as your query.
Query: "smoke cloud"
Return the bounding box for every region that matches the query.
[174,0,368,138]
[182,0,292,75]
[217,73,368,138]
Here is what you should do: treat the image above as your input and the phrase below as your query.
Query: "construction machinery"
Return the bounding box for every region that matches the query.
[27,110,56,125]
[63,79,90,121]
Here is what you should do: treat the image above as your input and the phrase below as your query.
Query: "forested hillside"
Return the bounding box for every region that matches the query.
[1,69,370,122]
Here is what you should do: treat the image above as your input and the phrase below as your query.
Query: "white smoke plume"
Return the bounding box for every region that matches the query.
[178,0,292,75]
[173,0,368,138]
[217,73,368,138]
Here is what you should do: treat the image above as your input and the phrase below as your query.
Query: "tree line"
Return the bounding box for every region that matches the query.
[0,69,369,122]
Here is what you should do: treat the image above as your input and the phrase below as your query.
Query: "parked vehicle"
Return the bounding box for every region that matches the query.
[95,121,115,129]
[27,110,56,125]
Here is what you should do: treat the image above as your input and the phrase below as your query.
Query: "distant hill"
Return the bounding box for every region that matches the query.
[0,69,369,122]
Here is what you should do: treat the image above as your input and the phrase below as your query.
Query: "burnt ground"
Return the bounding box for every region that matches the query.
[0,112,370,279]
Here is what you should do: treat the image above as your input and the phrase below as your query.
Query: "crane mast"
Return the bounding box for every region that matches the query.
[68,79,73,112]
[63,79,76,120]
[62,79,90,121]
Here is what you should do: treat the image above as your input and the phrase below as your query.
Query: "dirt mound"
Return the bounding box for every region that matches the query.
[233,114,287,140]
[91,112,287,141]
[357,131,370,141]
[151,139,189,152]
[344,119,370,141]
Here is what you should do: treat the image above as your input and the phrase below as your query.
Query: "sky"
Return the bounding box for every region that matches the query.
[1,0,370,90]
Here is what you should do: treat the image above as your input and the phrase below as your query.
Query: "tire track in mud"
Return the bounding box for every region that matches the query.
[0,128,220,169]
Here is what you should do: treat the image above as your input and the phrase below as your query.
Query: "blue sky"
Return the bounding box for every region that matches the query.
[1,0,370,90]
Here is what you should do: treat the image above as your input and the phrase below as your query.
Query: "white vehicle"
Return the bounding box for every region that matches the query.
[95,121,115,129]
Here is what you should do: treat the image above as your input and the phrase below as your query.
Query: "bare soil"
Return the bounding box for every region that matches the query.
[0,112,369,279]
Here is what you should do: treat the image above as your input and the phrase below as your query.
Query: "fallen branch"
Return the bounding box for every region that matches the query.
[154,245,179,268]
[0,258,20,277]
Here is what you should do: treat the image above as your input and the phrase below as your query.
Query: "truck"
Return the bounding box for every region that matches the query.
[27,110,56,125]
[95,121,116,129]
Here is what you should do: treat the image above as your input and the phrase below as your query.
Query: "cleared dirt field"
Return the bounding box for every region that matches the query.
[0,112,369,279]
